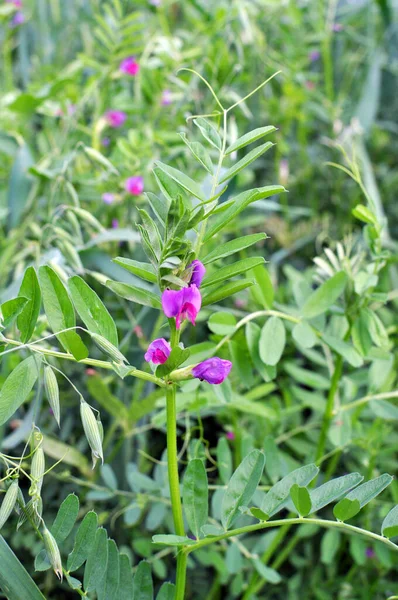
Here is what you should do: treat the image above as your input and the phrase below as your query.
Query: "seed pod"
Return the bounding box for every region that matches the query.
[91,333,126,364]
[17,497,42,530]
[96,415,104,444]
[80,400,103,468]
[59,239,83,272]
[69,207,104,233]
[44,366,60,427]
[0,481,19,529]
[65,210,83,244]
[30,448,45,496]
[15,486,25,515]
[42,526,63,581]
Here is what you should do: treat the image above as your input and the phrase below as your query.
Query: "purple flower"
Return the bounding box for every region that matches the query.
[149,0,161,5]
[309,50,321,62]
[102,137,111,147]
[10,11,24,26]
[111,218,119,229]
[6,0,22,6]
[226,431,235,440]
[365,547,375,559]
[162,285,201,330]
[192,357,232,385]
[125,176,144,196]
[161,89,172,106]
[105,110,127,128]
[102,193,114,205]
[188,260,206,288]
[120,57,140,76]
[144,338,171,364]
[333,23,343,32]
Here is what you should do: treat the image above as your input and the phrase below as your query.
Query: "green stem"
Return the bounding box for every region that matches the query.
[175,552,188,600]
[315,354,343,462]
[166,385,184,536]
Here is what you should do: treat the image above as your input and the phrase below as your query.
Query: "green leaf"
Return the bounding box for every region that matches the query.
[0,297,28,328]
[183,459,208,539]
[97,539,119,600]
[17,267,41,343]
[221,450,265,530]
[259,317,286,366]
[290,484,312,517]
[69,276,118,346]
[381,505,398,539]
[263,436,281,484]
[180,133,213,174]
[201,257,264,289]
[226,126,277,155]
[154,161,206,202]
[284,363,330,390]
[84,146,118,174]
[0,536,46,600]
[301,272,348,319]
[132,561,153,600]
[193,117,222,150]
[322,334,363,368]
[352,204,378,225]
[310,473,364,513]
[261,464,319,519]
[119,554,134,599]
[292,321,317,349]
[204,186,285,242]
[106,280,161,309]
[216,437,233,485]
[202,279,254,307]
[334,474,393,520]
[83,527,108,593]
[251,557,281,584]
[249,264,274,309]
[51,494,79,543]
[112,258,157,283]
[208,312,236,335]
[7,144,34,229]
[0,356,40,426]
[246,322,276,383]
[156,347,190,377]
[219,142,274,184]
[145,192,169,224]
[333,498,361,522]
[156,582,176,600]
[153,167,184,205]
[321,529,341,565]
[67,511,98,572]
[38,266,88,360]
[202,233,267,265]
[152,535,196,547]
[369,400,398,420]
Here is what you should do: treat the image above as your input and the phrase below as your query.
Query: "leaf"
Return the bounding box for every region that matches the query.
[221,450,265,530]
[292,321,317,349]
[193,117,222,150]
[180,133,213,173]
[201,257,264,288]
[322,334,363,368]
[352,204,378,225]
[219,142,274,184]
[132,561,153,600]
[51,494,79,543]
[83,527,108,593]
[246,322,276,383]
[202,279,254,307]
[145,192,169,224]
[152,535,196,547]
[310,473,364,513]
[112,258,157,283]
[69,276,118,346]
[0,297,28,328]
[290,484,312,517]
[106,280,161,309]
[0,356,40,426]
[67,511,98,572]
[259,317,286,366]
[204,186,285,242]
[38,266,88,361]
[249,264,274,309]
[208,312,236,335]
[263,436,281,484]
[0,536,46,600]
[216,437,233,485]
[284,363,330,390]
[155,347,190,377]
[7,144,34,229]
[369,400,398,420]
[225,126,277,154]
[202,233,267,265]
[261,464,319,519]
[98,539,119,600]
[381,505,398,539]
[84,146,118,174]
[251,558,281,584]
[333,498,361,522]
[301,272,348,319]
[154,161,206,202]
[156,582,176,600]
[119,554,134,599]
[334,473,393,520]
[17,267,41,343]
[183,459,208,539]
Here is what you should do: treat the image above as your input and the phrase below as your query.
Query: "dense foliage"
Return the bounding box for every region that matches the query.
[0,1,397,599]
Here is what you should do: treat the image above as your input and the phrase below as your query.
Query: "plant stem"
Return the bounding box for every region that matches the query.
[315,354,343,462]
[175,552,188,600]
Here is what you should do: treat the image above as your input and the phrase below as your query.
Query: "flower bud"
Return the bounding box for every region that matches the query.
[80,400,104,468]
[44,366,60,427]
[0,481,19,529]
[43,526,63,581]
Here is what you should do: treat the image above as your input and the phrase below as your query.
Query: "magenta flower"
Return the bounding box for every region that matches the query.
[6,0,22,6]
[102,193,114,205]
[309,50,321,62]
[161,89,172,106]
[192,358,232,385]
[144,338,171,364]
[162,285,201,330]
[111,218,119,229]
[365,547,375,559]
[125,176,144,196]
[102,137,111,147]
[226,431,235,441]
[188,260,206,287]
[105,110,127,128]
[120,57,140,76]
[10,11,24,26]
[333,23,343,32]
